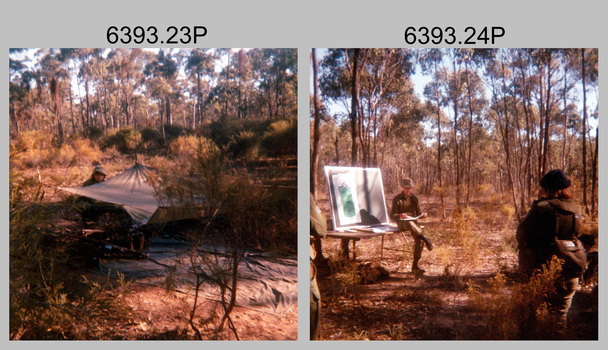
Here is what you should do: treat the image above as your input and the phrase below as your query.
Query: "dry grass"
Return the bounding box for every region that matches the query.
[315,193,598,340]
[10,142,297,340]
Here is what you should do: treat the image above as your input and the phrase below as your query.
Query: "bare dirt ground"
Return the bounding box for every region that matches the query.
[82,233,299,340]
[106,280,298,340]
[313,194,598,340]
[18,201,298,340]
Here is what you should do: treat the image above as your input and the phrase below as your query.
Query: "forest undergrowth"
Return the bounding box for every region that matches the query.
[9,118,298,340]
[315,192,598,340]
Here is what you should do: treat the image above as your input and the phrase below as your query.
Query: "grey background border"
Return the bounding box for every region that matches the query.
[3,0,606,347]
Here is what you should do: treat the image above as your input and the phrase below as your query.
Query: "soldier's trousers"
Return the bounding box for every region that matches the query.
[411,233,424,268]
[310,261,321,340]
[518,251,580,329]
[550,276,579,327]
[399,221,429,269]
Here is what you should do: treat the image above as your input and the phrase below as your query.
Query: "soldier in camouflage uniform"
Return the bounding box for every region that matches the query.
[390,178,433,273]
[516,169,585,328]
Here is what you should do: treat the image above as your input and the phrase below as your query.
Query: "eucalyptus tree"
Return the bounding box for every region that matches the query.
[557,49,580,171]
[454,49,488,205]
[584,49,599,216]
[483,49,521,217]
[510,48,539,206]
[9,50,29,138]
[185,48,215,127]
[107,48,147,128]
[319,49,416,168]
[255,48,297,119]
[216,48,233,117]
[357,49,416,167]
[350,48,361,166]
[570,48,599,214]
[90,54,119,128]
[528,49,562,180]
[37,49,71,145]
[310,48,322,196]
[144,49,180,127]
[56,49,80,134]
[319,49,360,165]
[442,50,467,209]
[9,51,51,135]
[482,49,580,218]
[73,48,102,132]
[232,49,254,119]
[210,49,240,119]
[419,49,447,214]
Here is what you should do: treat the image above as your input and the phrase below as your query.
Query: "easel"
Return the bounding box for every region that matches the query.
[325,230,401,261]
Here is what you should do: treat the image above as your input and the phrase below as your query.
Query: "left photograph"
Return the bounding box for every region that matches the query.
[9,48,298,340]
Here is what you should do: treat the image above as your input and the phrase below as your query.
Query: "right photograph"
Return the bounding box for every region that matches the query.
[309,48,598,340]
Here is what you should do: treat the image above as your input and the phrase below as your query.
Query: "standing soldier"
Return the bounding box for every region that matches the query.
[310,193,327,340]
[390,178,432,273]
[516,169,586,329]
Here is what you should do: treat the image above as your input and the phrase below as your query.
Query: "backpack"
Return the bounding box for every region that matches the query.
[546,199,587,272]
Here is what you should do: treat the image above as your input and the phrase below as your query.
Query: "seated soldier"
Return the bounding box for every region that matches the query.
[83,164,107,186]
[77,165,122,224]
[390,178,432,274]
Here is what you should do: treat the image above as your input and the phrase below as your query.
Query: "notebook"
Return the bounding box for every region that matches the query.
[324,166,400,233]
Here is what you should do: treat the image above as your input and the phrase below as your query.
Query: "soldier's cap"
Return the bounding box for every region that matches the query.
[93,165,107,176]
[540,169,571,190]
[400,178,414,188]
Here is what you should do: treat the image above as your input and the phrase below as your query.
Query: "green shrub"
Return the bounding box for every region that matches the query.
[436,207,483,285]
[103,127,142,154]
[260,119,297,158]
[10,130,54,168]
[468,257,565,339]
[162,124,188,144]
[86,126,104,140]
[12,130,54,152]
[10,132,103,170]
[55,143,77,167]
[169,135,202,160]
[141,127,162,150]
[208,117,270,148]
[55,137,102,167]
[168,135,218,166]
[227,131,259,159]
[10,170,134,339]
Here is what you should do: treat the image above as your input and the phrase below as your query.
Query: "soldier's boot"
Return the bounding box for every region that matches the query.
[411,241,424,273]
[420,233,434,251]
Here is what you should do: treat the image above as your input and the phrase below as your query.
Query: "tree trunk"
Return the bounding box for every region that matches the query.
[435,88,445,217]
[350,49,360,166]
[581,49,589,213]
[591,124,598,215]
[165,96,172,126]
[196,72,202,127]
[562,66,568,170]
[50,77,64,145]
[85,77,91,129]
[9,99,19,138]
[541,54,553,175]
[465,62,474,206]
[497,59,520,219]
[311,49,321,197]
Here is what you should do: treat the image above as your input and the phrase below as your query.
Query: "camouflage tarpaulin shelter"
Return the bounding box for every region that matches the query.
[61,163,203,225]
